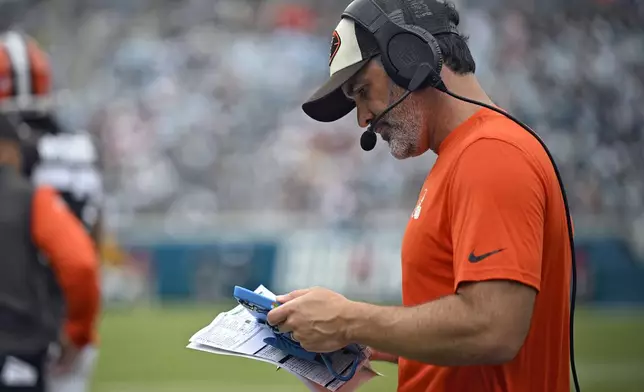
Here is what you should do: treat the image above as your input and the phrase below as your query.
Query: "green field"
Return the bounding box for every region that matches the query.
[91,304,644,392]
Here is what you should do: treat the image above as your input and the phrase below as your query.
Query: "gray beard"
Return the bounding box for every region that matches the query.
[384,80,421,159]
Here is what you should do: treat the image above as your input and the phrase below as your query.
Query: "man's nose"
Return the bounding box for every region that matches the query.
[356,103,373,129]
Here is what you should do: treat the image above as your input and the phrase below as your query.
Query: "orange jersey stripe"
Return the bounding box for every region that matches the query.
[26,38,50,96]
[0,45,14,99]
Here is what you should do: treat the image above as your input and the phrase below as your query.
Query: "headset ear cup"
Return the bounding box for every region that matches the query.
[382,24,443,91]
[386,33,429,89]
[400,24,444,87]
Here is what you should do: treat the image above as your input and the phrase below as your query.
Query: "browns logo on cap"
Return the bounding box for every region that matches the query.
[329,31,341,66]
[302,18,380,123]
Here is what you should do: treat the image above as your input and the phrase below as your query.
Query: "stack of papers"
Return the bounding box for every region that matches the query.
[187,285,380,391]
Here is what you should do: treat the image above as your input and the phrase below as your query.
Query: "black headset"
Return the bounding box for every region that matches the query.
[343,0,448,93]
[344,1,582,391]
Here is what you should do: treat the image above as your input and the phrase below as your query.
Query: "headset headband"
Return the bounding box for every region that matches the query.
[342,0,390,35]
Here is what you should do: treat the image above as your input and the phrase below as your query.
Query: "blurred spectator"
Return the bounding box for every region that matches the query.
[4,0,643,254]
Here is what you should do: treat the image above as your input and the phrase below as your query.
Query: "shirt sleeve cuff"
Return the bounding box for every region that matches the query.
[454,267,541,293]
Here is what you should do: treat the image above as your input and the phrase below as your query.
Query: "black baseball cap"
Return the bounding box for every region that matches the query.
[302,0,460,123]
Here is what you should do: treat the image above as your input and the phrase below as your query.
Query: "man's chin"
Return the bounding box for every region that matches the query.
[388,141,415,160]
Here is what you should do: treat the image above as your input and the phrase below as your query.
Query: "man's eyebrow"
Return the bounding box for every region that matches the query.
[344,74,366,98]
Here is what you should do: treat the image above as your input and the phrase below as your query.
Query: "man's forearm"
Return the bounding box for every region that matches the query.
[345,295,507,366]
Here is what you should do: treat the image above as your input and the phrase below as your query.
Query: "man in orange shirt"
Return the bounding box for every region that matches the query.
[266,1,575,391]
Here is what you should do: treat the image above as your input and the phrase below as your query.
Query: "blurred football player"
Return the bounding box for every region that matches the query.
[0,30,102,392]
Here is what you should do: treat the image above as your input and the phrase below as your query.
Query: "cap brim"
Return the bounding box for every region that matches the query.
[302,59,370,123]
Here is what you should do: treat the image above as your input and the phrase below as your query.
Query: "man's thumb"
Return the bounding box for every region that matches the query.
[276,288,311,303]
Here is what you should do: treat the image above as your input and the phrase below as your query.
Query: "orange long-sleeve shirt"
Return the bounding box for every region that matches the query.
[31,186,100,347]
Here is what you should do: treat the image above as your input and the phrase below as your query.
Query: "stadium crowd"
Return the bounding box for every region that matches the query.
[4,0,643,251]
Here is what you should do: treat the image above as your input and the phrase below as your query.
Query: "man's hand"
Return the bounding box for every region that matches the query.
[50,333,80,375]
[267,287,354,353]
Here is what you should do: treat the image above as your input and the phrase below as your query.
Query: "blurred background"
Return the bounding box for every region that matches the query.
[2,0,644,391]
